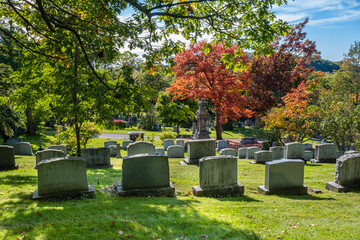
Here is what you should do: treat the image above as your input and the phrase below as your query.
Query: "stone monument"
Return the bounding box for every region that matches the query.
[194,99,210,139]
[0,145,18,170]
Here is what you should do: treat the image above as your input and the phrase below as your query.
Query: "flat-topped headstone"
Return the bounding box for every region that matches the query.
[270,147,285,160]
[163,139,175,150]
[5,138,22,146]
[304,150,313,161]
[13,142,34,156]
[253,151,272,164]
[217,140,228,151]
[48,145,67,154]
[83,147,112,168]
[219,148,237,157]
[312,143,337,163]
[127,141,155,156]
[33,157,95,199]
[109,143,122,158]
[326,153,360,192]
[183,139,216,165]
[128,132,145,142]
[122,140,133,150]
[155,147,165,155]
[258,159,307,195]
[0,145,18,170]
[115,154,175,197]
[36,149,65,166]
[104,140,117,148]
[176,139,185,147]
[284,142,305,160]
[238,148,247,159]
[240,137,258,145]
[246,147,260,159]
[192,156,244,197]
[167,145,184,158]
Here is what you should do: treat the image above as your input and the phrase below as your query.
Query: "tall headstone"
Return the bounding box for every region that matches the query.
[48,144,67,154]
[167,145,184,158]
[246,147,260,159]
[270,146,285,160]
[183,139,216,164]
[104,140,117,148]
[127,141,155,156]
[216,140,228,151]
[13,142,34,156]
[163,139,175,150]
[238,148,247,159]
[115,154,175,197]
[192,156,244,197]
[312,143,337,163]
[0,145,18,170]
[219,148,237,157]
[122,140,133,150]
[194,99,210,139]
[83,147,112,168]
[253,151,272,164]
[284,142,305,160]
[36,149,65,166]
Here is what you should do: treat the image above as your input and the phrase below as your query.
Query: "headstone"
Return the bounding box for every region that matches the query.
[183,139,216,165]
[115,154,175,197]
[194,99,210,139]
[192,156,244,197]
[122,140,133,150]
[326,154,360,192]
[5,138,22,146]
[36,149,65,166]
[0,145,18,170]
[216,140,228,151]
[104,140,117,148]
[246,147,260,159]
[32,157,96,199]
[312,143,337,163]
[253,151,272,164]
[192,122,197,134]
[176,139,185,147]
[83,147,112,168]
[167,145,184,158]
[270,147,284,160]
[184,141,189,152]
[38,138,44,151]
[284,142,305,160]
[219,148,237,157]
[127,141,155,156]
[258,159,307,195]
[345,150,360,155]
[163,139,175,150]
[304,143,313,150]
[336,151,344,159]
[238,148,247,159]
[155,147,165,155]
[13,142,34,156]
[48,144,67,154]
[128,132,145,142]
[240,137,258,145]
[304,150,313,161]
[109,143,122,158]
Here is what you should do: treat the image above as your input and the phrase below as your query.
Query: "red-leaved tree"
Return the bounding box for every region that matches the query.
[167,41,253,140]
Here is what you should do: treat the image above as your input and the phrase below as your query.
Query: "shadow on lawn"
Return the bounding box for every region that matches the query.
[278,194,335,201]
[0,175,37,186]
[217,195,261,202]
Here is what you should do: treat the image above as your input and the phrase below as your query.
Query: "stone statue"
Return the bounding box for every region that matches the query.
[194,99,210,139]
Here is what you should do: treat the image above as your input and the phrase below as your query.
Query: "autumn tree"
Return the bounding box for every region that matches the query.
[168,41,253,139]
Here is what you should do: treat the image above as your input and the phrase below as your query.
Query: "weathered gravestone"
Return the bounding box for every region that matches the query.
[304,150,313,161]
[176,139,185,147]
[238,148,247,159]
[104,141,117,148]
[0,145,18,170]
[304,143,313,150]
[167,145,184,158]
[127,141,155,156]
[240,137,258,145]
[115,154,175,197]
[155,148,165,155]
[246,147,260,159]
[13,142,34,156]
[258,159,307,195]
[253,151,272,164]
[163,139,175,150]
[270,147,284,160]
[128,132,145,142]
[192,156,244,197]
[284,142,305,160]
[48,144,67,154]
[183,139,216,165]
[312,143,337,163]
[326,153,360,192]
[83,147,112,168]
[345,150,360,155]
[32,157,96,199]
[217,140,228,151]
[109,143,122,158]
[219,148,237,157]
[122,140,133,150]
[36,149,65,166]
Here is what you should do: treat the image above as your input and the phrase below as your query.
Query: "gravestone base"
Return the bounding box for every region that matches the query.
[249,160,269,164]
[86,163,113,169]
[192,183,244,197]
[0,164,18,171]
[310,158,336,164]
[32,185,96,200]
[115,182,175,197]
[181,158,200,165]
[258,185,308,195]
[325,182,360,192]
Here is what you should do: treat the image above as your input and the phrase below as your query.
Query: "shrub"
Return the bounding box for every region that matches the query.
[159,131,177,140]
[113,119,127,129]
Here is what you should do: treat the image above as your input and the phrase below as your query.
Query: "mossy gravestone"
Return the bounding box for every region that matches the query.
[83,147,112,168]
[127,141,155,156]
[176,139,185,147]
[36,149,65,166]
[246,147,260,159]
[192,156,244,197]
[115,154,175,197]
[270,146,284,160]
[0,145,18,170]
[183,139,216,165]
[163,139,174,150]
[13,142,34,156]
[284,142,305,160]
[253,151,272,164]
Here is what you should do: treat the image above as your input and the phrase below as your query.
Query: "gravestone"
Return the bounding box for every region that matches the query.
[83,147,112,168]
[246,147,260,159]
[104,140,117,148]
[0,145,18,170]
[345,150,360,155]
[270,147,284,160]
[192,122,197,134]
[122,140,133,150]
[253,151,272,164]
[183,139,216,165]
[219,148,237,157]
[167,145,184,158]
[5,138,22,146]
[163,139,175,150]
[304,143,313,150]
[36,149,65,166]
[326,154,360,192]
[312,143,337,163]
[336,151,344,159]
[217,140,228,151]
[184,141,189,152]
[48,145,67,154]
[109,143,122,158]
[13,142,34,156]
[127,141,155,156]
[304,150,313,161]
[115,154,175,197]
[33,157,96,199]
[194,99,210,139]
[238,148,247,159]
[128,132,145,142]
[240,137,258,145]
[155,147,165,155]
[192,156,244,197]
[284,142,305,160]
[258,159,307,195]
[176,139,185,147]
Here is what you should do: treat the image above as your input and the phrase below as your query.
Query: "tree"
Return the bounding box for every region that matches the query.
[168,41,252,139]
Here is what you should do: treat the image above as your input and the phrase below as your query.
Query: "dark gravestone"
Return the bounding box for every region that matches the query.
[5,138,22,146]
[0,145,18,170]
[83,147,112,168]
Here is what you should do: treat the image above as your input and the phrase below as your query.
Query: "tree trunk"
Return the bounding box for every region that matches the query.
[74,121,81,157]
[177,125,180,135]
[215,112,223,140]
[26,106,36,134]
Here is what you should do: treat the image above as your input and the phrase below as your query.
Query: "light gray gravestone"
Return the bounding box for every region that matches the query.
[246,147,260,159]
[0,145,18,170]
[183,139,216,165]
[217,140,228,151]
[219,148,237,157]
[122,140,133,150]
[326,153,360,192]
[109,143,122,158]
[192,156,244,197]
[127,141,155,156]
[345,150,360,155]
[155,147,165,155]
[270,146,285,160]
[258,159,307,195]
[83,147,112,168]
[13,142,34,156]
[32,157,95,199]
[312,143,337,163]
[104,140,117,148]
[304,150,313,161]
[36,149,65,166]
[176,139,185,147]
[163,139,175,150]
[238,148,247,159]
[48,144,67,154]
[116,154,175,197]
[284,142,305,160]
[167,145,184,158]
[128,132,145,142]
[253,151,272,164]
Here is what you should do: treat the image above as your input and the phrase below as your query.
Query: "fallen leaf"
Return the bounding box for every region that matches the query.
[199,234,208,238]
[264,227,268,230]
[118,230,124,235]
[188,191,192,195]
[111,221,116,225]
[190,197,194,199]
[245,215,252,218]
[290,224,298,228]
[36,212,42,216]
[169,205,174,208]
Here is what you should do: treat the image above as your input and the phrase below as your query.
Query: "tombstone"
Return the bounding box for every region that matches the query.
[219,148,237,157]
[253,151,272,164]
[5,138,22,146]
[32,157,96,199]
[184,141,189,152]
[13,142,34,156]
[345,150,360,155]
[240,137,258,145]
[216,140,228,151]
[326,154,360,192]
[115,154,175,197]
[284,142,305,160]
[176,139,185,148]
[312,143,337,163]
[48,144,67,154]
[167,145,184,158]
[83,148,112,168]
[246,147,260,159]
[122,140,133,150]
[183,139,216,165]
[0,145,18,170]
[336,151,344,159]
[194,99,210,139]
[127,141,155,156]
[128,132,145,142]
[36,149,65,166]
[38,138,44,151]
[163,139,175,150]
[304,143,313,150]
[192,156,244,197]
[238,148,247,159]
[104,140,117,148]
[258,159,307,195]
[109,143,122,158]
[270,147,285,160]
[155,147,165,155]
[304,150,313,161]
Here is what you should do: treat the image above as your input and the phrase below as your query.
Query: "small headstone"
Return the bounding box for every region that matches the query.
[109,143,122,158]
[183,139,216,165]
[38,138,44,151]
[104,140,117,148]
[127,141,155,156]
[270,146,284,160]
[219,148,237,157]
[238,148,247,159]
[246,147,260,159]
[216,140,228,151]
[128,132,145,142]
[176,139,185,147]
[258,159,307,195]
[303,150,313,161]
[13,142,34,156]
[163,139,175,150]
[253,151,272,164]
[5,138,22,146]
[240,137,258,145]
[36,149,65,166]
[48,144,67,154]
[311,143,337,163]
[83,147,112,168]
[192,156,244,197]
[284,142,305,160]
[0,145,18,170]
[155,147,165,155]
[167,145,184,158]
[122,140,133,150]
[309,188,322,194]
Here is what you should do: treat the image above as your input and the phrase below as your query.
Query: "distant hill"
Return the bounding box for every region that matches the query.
[308,58,340,73]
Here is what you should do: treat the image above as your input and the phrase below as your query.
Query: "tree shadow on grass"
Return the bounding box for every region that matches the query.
[277,194,335,201]
[0,175,37,186]
[216,195,261,202]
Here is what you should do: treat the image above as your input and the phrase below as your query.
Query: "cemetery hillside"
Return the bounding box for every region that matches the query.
[1,0,360,239]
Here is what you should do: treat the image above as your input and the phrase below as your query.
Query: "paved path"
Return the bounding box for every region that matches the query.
[96,133,242,141]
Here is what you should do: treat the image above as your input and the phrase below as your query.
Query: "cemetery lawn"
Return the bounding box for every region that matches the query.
[1,152,359,239]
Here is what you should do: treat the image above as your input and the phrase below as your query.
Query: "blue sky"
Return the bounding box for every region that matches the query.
[274,0,360,61]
